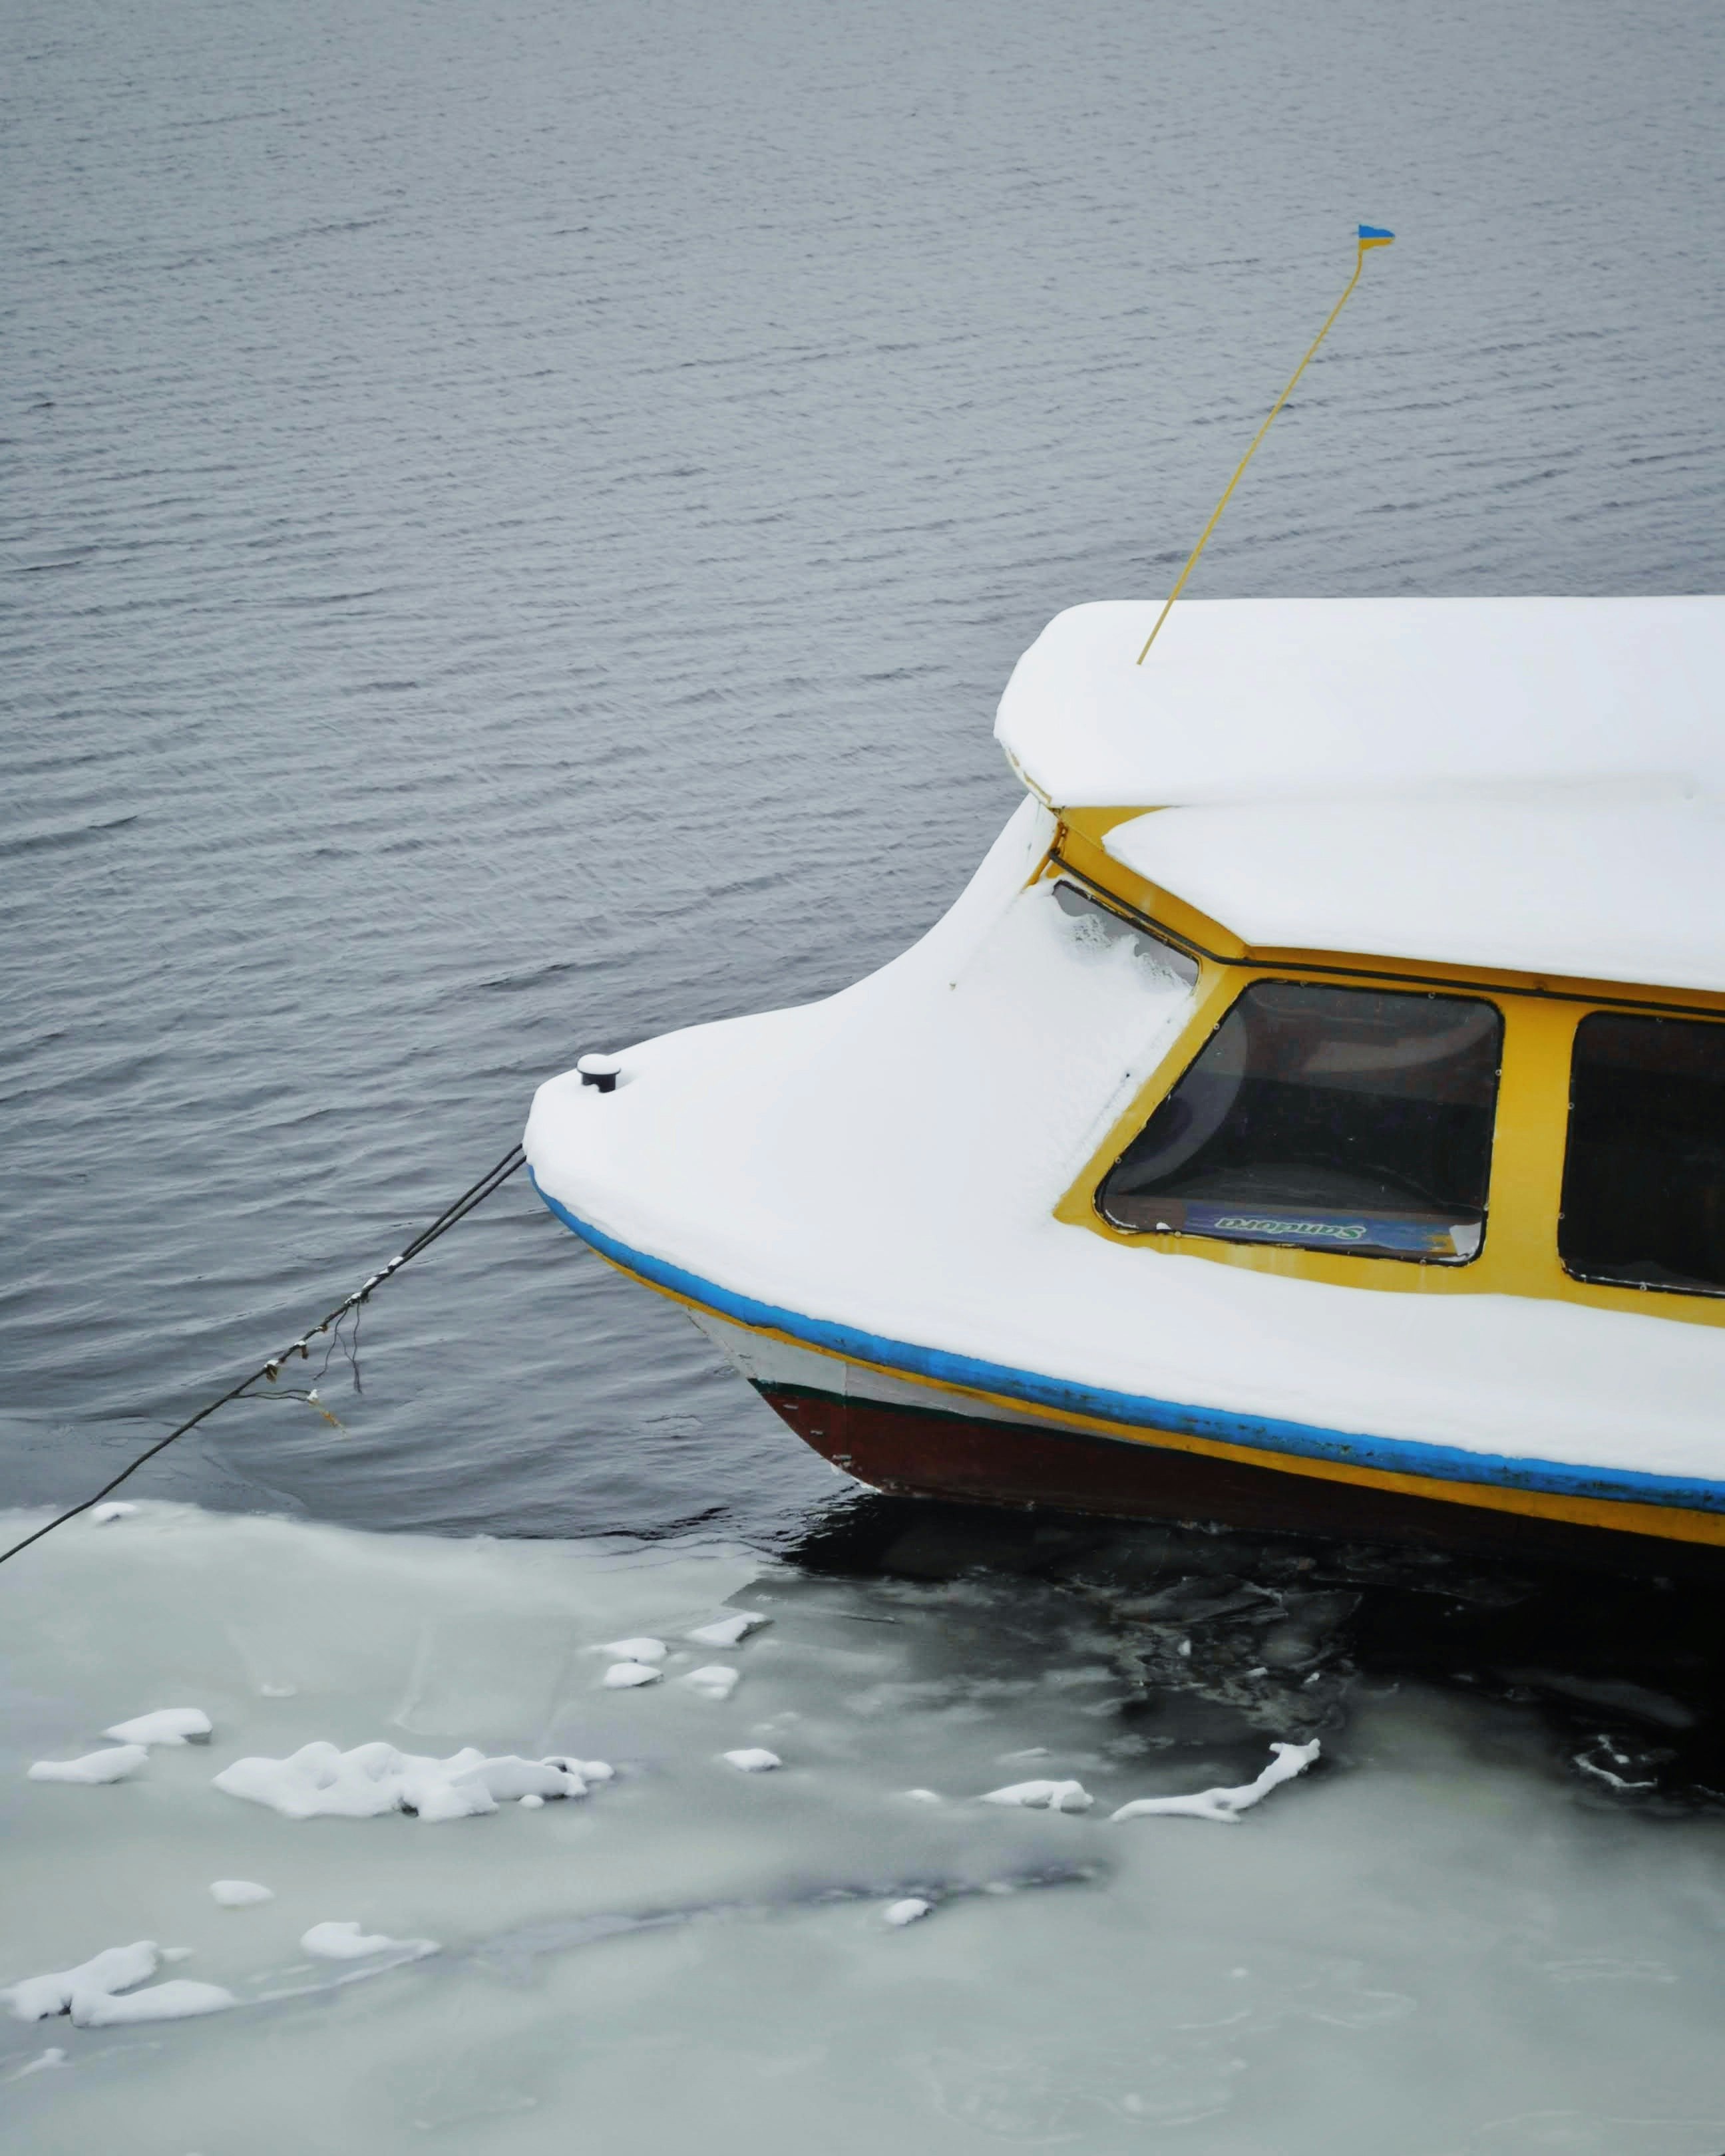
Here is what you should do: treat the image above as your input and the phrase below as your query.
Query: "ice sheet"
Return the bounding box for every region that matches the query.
[6,1503,1725,2156]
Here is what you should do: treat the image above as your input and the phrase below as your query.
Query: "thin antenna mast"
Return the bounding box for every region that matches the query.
[1136,225,1396,666]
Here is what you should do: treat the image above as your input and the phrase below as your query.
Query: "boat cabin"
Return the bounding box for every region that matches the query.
[528,596,1725,1570]
[1005,599,1725,1330]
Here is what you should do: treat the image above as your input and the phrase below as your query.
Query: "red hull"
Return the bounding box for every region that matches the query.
[759,1381,1724,1581]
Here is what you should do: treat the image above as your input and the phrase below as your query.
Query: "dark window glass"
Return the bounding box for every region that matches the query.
[1099,982,1502,1262]
[1052,881,1200,987]
[1559,1013,1725,1296]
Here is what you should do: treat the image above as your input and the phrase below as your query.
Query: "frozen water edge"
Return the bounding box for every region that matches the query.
[4,1503,1725,2156]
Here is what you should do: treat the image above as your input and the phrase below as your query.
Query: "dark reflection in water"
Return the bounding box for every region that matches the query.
[787,1495,1725,1810]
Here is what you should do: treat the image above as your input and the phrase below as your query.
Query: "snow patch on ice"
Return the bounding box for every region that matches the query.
[598,1636,666,1664]
[7,2047,66,2078]
[28,1745,148,1785]
[103,1707,212,1747]
[300,1922,438,1962]
[213,1741,595,1821]
[901,1788,944,1804]
[1575,1749,1656,1793]
[518,1792,544,1809]
[1110,1739,1321,1823]
[883,1898,932,1926]
[81,1980,236,2026]
[89,1503,138,1526]
[721,1748,781,1773]
[544,1756,613,1783]
[682,1664,739,1700]
[209,1879,274,1908]
[4,1940,233,2026]
[980,1778,1093,1812]
[687,1612,767,1648]
[603,1662,661,1690]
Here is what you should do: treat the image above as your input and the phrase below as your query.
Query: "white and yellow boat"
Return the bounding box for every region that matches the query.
[526,595,1725,1575]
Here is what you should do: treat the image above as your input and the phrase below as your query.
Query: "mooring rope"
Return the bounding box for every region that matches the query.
[0,1141,528,1569]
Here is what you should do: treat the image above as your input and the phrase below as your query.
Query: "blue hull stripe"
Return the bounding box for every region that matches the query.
[530,1173,1725,1517]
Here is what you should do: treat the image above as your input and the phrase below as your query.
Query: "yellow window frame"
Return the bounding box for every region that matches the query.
[1044,812,1725,1330]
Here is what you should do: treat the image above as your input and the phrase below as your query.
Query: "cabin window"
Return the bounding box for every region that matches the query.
[1559,1012,1725,1296]
[1098,981,1502,1262]
[1052,880,1200,986]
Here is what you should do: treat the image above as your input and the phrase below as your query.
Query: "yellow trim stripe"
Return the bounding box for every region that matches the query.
[594,1252,1725,1552]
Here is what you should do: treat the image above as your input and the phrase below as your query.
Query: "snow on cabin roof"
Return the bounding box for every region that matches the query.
[1103,795,1725,993]
[994,596,1725,809]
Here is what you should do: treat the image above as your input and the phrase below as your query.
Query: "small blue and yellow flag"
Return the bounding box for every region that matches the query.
[1358,224,1396,250]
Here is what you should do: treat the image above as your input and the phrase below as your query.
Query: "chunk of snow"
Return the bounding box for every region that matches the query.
[467,1755,592,1802]
[103,1707,212,1747]
[1575,1751,1655,1792]
[4,1940,230,2026]
[28,1745,148,1785]
[300,1922,437,1962]
[597,1636,666,1664]
[687,1612,767,1648]
[7,1941,158,2022]
[901,1788,944,1803]
[1109,1739,1321,1824]
[883,1898,932,1926]
[543,1755,613,1783]
[721,1748,781,1773]
[80,1980,235,2025]
[89,1503,138,1526]
[518,1793,544,1809]
[682,1664,739,1700]
[603,1662,661,1690]
[979,1778,1093,1812]
[9,2048,66,2077]
[209,1880,274,1908]
[212,1741,591,1822]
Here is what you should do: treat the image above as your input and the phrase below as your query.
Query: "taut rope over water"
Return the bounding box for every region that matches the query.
[1136,224,1396,665]
[0,1141,528,1570]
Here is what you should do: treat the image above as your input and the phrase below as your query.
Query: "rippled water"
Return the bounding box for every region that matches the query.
[4,1,1725,2143]
[5,0,1724,1542]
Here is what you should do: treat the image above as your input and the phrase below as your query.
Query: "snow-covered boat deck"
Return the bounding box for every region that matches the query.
[527,805,1725,1516]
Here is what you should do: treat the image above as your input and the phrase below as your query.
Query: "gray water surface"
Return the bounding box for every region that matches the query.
[6,0,1722,1543]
